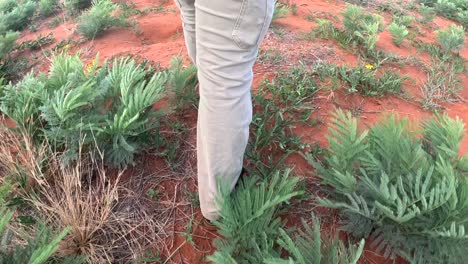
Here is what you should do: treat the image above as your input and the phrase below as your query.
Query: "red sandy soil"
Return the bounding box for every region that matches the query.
[12,0,468,263]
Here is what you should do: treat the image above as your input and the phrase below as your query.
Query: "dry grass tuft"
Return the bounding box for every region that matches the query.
[0,123,169,263]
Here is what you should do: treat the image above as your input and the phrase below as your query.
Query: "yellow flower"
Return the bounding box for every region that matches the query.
[365,64,375,70]
[85,56,99,75]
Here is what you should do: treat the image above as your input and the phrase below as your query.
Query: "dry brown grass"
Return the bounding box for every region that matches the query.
[0,124,169,263]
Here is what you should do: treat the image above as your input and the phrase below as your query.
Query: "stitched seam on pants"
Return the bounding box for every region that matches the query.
[232,0,249,49]
[257,0,270,45]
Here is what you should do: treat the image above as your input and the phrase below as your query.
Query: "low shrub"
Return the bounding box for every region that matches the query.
[64,0,92,16]
[436,24,465,53]
[419,4,436,23]
[0,0,36,32]
[77,0,129,40]
[38,0,58,17]
[305,110,468,263]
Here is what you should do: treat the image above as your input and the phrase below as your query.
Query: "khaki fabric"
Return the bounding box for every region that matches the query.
[175,0,274,221]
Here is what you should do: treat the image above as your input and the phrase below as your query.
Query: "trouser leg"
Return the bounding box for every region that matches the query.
[174,0,196,63]
[195,0,274,221]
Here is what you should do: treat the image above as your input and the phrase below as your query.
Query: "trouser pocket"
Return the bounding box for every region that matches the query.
[232,0,274,50]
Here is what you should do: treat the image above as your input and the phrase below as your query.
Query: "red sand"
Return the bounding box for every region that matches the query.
[12,0,468,263]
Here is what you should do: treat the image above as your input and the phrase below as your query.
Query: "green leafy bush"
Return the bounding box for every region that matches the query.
[418,0,467,27]
[393,15,415,27]
[305,110,468,263]
[38,0,58,17]
[0,31,18,60]
[419,4,436,23]
[64,0,92,16]
[436,24,465,53]
[77,0,129,40]
[341,4,384,51]
[208,170,364,263]
[458,10,468,30]
[388,22,409,46]
[434,0,463,20]
[0,53,167,167]
[0,0,36,32]
[314,4,384,56]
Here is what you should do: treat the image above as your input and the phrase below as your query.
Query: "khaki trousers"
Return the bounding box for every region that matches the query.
[175,0,274,220]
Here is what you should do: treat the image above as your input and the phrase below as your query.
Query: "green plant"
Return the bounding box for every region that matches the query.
[15,33,55,51]
[208,170,302,263]
[264,216,365,264]
[291,3,298,15]
[388,22,409,46]
[272,1,289,21]
[166,56,198,110]
[458,10,468,30]
[247,67,316,175]
[146,188,160,200]
[337,64,405,96]
[419,4,436,24]
[393,15,415,27]
[48,16,63,28]
[0,53,167,167]
[64,0,92,16]
[0,31,18,60]
[209,170,364,263]
[418,0,467,25]
[436,24,465,53]
[0,1,36,32]
[341,4,384,51]
[434,0,461,20]
[38,0,58,17]
[305,109,468,263]
[314,5,384,56]
[258,48,284,65]
[77,0,129,40]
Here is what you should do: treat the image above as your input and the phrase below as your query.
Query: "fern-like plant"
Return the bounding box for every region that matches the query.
[166,56,198,110]
[388,22,409,46]
[341,4,384,51]
[305,109,468,263]
[209,170,365,263]
[264,216,365,264]
[209,170,303,263]
[0,53,167,167]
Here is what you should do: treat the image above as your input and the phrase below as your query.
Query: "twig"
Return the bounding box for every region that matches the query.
[163,240,187,264]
